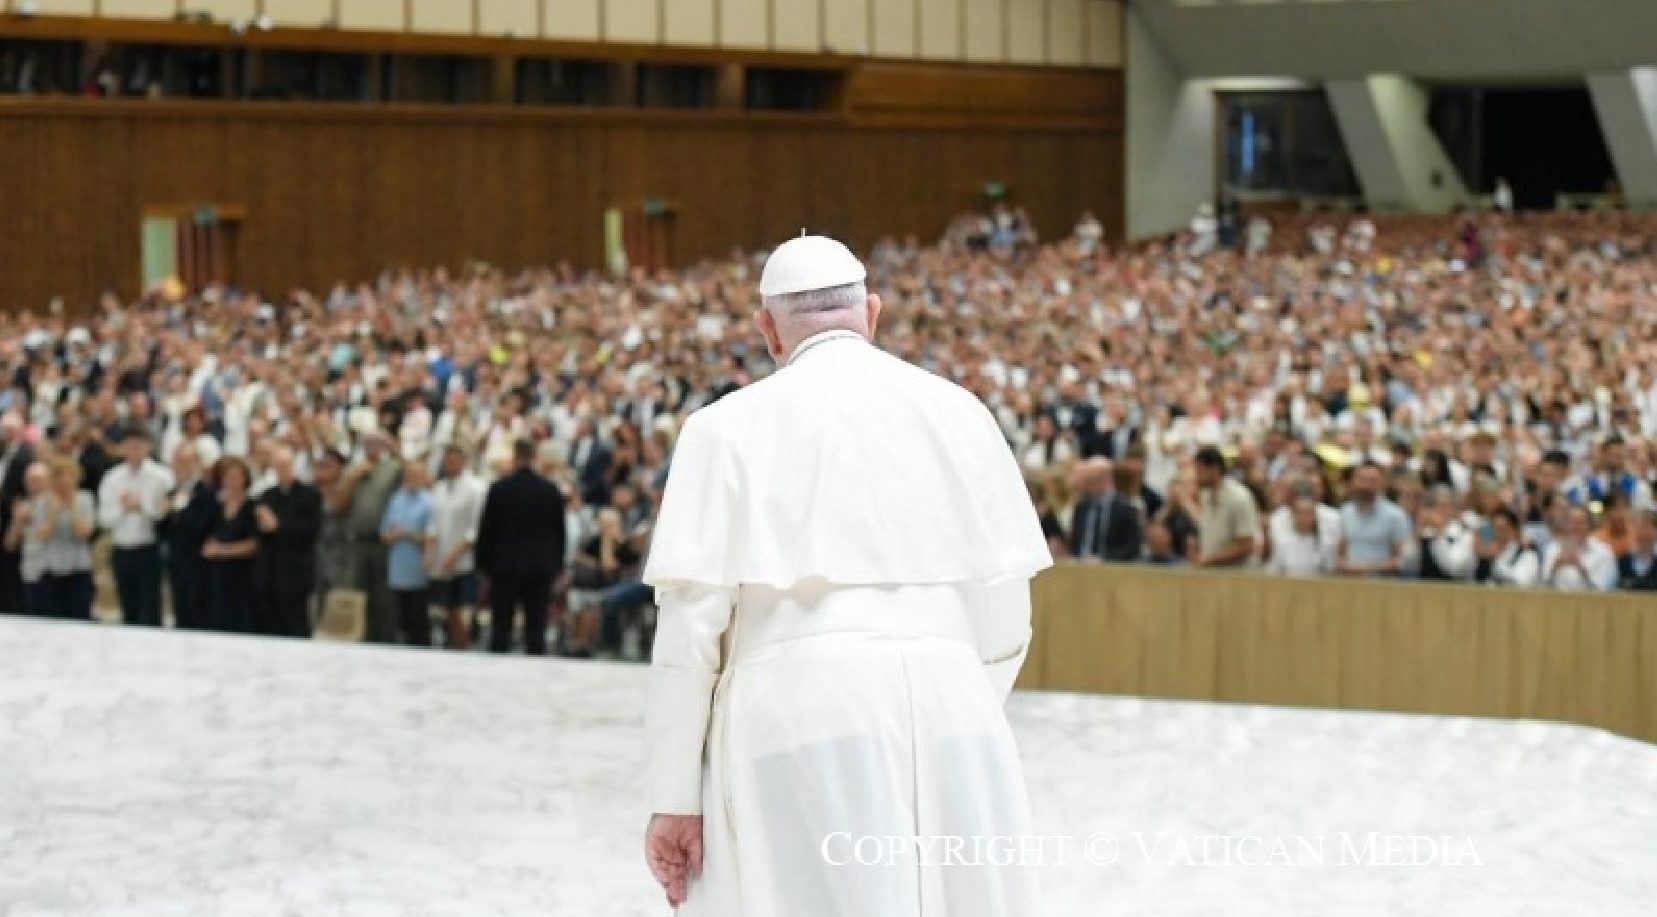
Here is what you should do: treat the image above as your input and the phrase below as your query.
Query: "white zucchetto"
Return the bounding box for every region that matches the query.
[757,234,868,297]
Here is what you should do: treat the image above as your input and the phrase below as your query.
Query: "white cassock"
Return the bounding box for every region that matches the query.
[644,327,1054,916]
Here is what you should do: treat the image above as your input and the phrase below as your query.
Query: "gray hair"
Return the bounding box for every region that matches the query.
[762,281,867,317]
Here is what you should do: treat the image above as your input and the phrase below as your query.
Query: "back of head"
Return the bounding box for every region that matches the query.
[763,282,868,340]
[758,235,870,344]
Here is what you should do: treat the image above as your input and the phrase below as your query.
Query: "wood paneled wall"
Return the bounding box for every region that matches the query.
[7,1,1124,67]
[1018,564,1657,745]
[0,70,1123,308]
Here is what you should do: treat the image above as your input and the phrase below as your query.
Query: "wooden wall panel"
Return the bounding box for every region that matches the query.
[102,0,177,19]
[771,0,820,52]
[410,0,474,33]
[263,0,334,28]
[339,0,405,31]
[45,0,1116,69]
[1006,0,1045,64]
[718,0,769,49]
[918,0,961,60]
[821,0,868,55]
[32,0,96,13]
[870,0,916,59]
[962,0,1003,62]
[0,92,1122,310]
[1086,0,1122,67]
[603,0,657,43]
[663,0,716,46]
[543,0,600,39]
[479,0,540,36]
[199,0,258,17]
[1046,0,1084,65]
[847,61,1123,130]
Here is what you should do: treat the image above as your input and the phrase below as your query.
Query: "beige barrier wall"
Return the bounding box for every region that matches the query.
[1018,563,1657,744]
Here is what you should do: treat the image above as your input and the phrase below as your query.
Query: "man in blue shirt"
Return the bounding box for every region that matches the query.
[381,459,434,647]
[1336,462,1412,577]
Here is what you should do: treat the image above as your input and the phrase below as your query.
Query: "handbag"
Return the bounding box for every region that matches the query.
[315,588,367,642]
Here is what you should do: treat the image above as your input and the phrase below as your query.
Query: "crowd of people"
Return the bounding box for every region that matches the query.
[0,206,1653,653]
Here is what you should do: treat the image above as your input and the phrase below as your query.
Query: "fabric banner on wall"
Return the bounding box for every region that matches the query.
[604,207,627,276]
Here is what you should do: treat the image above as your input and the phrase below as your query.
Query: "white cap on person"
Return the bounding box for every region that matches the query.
[758,233,866,297]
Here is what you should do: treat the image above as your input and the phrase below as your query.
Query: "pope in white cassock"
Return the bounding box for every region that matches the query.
[641,234,1054,915]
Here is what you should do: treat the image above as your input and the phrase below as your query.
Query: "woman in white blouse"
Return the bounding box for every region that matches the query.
[1265,496,1339,578]
[32,458,98,620]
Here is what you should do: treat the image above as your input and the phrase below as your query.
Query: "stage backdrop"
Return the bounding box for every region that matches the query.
[1018,564,1657,745]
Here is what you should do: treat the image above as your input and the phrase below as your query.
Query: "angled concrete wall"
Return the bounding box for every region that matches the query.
[1125,5,1215,239]
[1587,70,1657,210]
[1325,75,1467,213]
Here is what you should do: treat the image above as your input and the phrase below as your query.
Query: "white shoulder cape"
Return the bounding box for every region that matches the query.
[641,337,1053,589]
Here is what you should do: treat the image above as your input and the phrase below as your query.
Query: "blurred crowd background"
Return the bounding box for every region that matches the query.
[2,206,1654,658]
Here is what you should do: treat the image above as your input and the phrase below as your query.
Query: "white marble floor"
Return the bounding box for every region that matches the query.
[2,618,1655,917]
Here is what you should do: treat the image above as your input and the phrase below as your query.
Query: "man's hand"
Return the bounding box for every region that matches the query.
[644,813,703,909]
[255,505,278,533]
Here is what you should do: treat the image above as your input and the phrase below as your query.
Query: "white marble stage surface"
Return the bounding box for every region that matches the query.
[3,618,1655,917]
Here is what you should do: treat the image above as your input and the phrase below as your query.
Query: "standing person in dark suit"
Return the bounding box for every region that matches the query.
[165,444,217,630]
[0,412,36,614]
[1047,379,1100,458]
[1067,457,1144,562]
[255,446,323,638]
[476,439,567,655]
[1618,509,1657,592]
[569,419,614,507]
[1093,395,1140,462]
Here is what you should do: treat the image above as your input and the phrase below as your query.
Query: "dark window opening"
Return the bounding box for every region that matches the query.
[516,58,616,107]
[391,54,492,105]
[637,64,715,110]
[0,40,84,95]
[251,51,372,102]
[1430,85,1616,209]
[1219,90,1359,200]
[745,68,840,112]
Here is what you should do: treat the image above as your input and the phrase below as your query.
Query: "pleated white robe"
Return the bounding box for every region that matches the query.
[643,329,1053,916]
